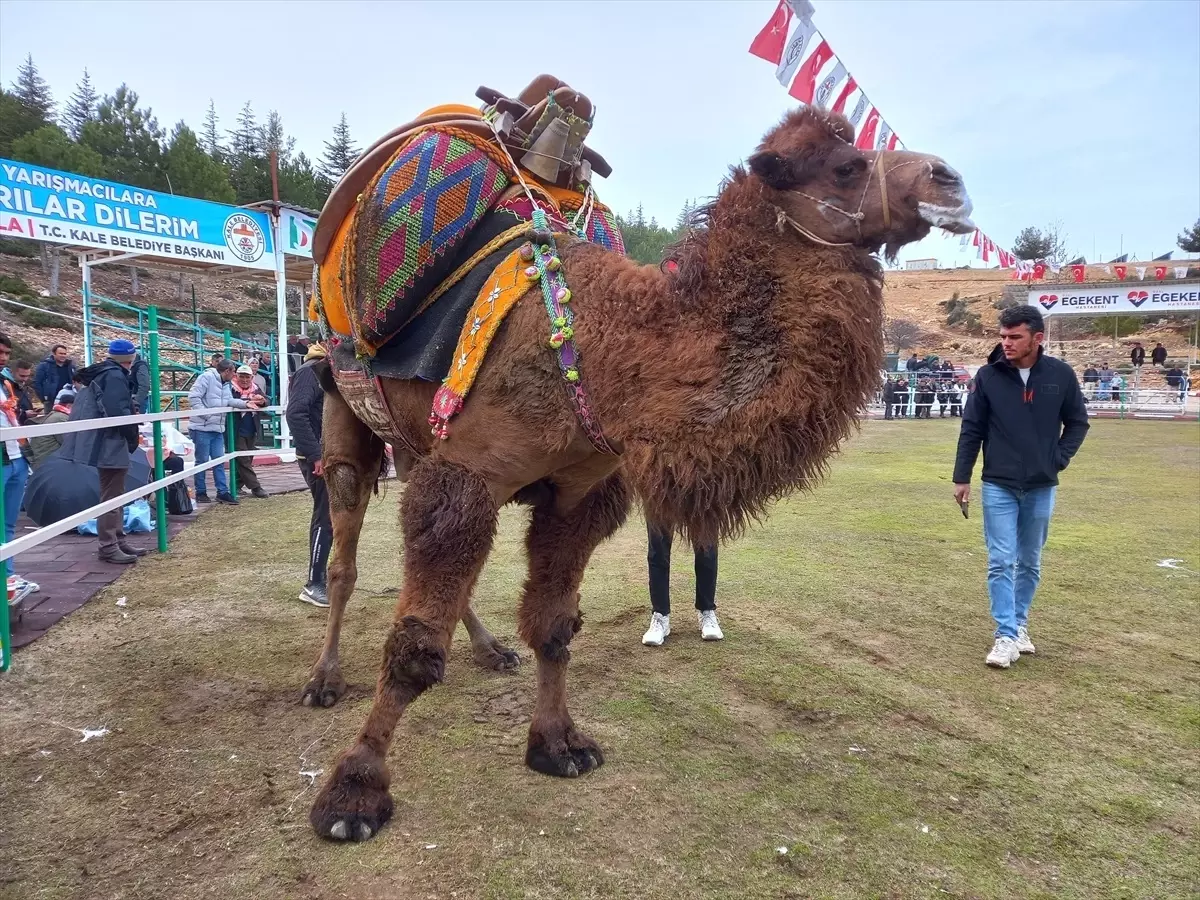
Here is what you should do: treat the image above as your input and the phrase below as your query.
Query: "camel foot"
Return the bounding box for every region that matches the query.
[310,745,394,842]
[300,666,347,708]
[472,635,521,672]
[525,724,604,778]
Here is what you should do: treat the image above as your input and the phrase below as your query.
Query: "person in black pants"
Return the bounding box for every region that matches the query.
[285,343,331,608]
[642,520,723,645]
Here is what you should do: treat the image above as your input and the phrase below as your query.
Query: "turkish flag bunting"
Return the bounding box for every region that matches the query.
[749,0,792,64]
[831,76,858,114]
[788,40,836,103]
[1033,262,1047,280]
[887,132,900,151]
[1154,265,1168,280]
[854,107,881,150]
[972,230,980,247]
[981,241,990,263]
[1070,264,1086,283]
[1114,264,1127,280]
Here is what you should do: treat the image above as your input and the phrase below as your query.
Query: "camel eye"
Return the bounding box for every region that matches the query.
[834,160,863,178]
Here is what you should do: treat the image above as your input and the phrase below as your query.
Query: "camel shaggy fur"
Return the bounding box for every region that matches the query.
[305,107,974,841]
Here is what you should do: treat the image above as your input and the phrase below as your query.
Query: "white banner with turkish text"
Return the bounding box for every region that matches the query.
[1030,282,1200,316]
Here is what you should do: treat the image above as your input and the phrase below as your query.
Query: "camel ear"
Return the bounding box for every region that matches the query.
[748,151,795,189]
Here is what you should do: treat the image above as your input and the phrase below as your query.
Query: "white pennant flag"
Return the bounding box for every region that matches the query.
[814,60,848,109]
[786,0,816,18]
[848,92,869,128]
[1048,263,1062,274]
[776,16,818,87]
[876,121,892,151]
[1135,266,1147,280]
[959,233,970,247]
[1103,266,1112,274]
[1175,267,1189,278]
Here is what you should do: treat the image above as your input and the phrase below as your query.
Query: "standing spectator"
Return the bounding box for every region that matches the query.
[916,377,935,418]
[286,343,331,607]
[209,352,222,369]
[1110,372,1124,405]
[1130,343,1145,368]
[129,351,151,414]
[187,358,249,505]
[59,340,147,564]
[34,344,75,415]
[1097,363,1115,401]
[937,379,953,417]
[248,357,269,397]
[1164,366,1186,400]
[231,365,269,499]
[893,378,910,419]
[10,360,34,425]
[949,381,964,418]
[642,520,722,646]
[1151,343,1168,367]
[28,387,74,468]
[0,332,38,602]
[882,378,895,420]
[905,353,920,372]
[1082,363,1099,401]
[953,305,1089,669]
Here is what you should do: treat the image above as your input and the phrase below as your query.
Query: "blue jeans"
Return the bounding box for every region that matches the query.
[982,482,1056,639]
[3,456,30,578]
[189,430,228,496]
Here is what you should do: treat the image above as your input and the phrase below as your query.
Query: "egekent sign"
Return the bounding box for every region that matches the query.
[0,158,276,270]
[1029,282,1200,316]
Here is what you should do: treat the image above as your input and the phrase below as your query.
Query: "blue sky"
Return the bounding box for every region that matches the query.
[1,0,1197,267]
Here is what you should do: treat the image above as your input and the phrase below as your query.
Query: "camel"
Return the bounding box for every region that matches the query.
[304,106,974,841]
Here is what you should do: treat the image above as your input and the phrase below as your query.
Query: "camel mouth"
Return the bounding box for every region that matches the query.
[918,201,975,234]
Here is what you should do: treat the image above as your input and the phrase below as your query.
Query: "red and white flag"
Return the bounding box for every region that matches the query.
[1033,262,1047,280]
[855,108,880,149]
[887,132,900,151]
[788,39,836,104]
[749,0,793,64]
[981,240,990,263]
[813,59,848,108]
[847,93,869,128]
[1154,265,1168,280]
[1175,267,1189,279]
[972,230,981,248]
[1070,264,1086,283]
[831,76,858,114]
[776,15,818,87]
[1135,266,1147,280]
[1114,264,1127,280]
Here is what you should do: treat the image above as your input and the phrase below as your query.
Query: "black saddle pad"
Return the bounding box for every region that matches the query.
[365,209,529,383]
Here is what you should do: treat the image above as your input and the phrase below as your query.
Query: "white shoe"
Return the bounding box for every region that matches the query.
[986,636,1021,669]
[1015,626,1036,655]
[7,577,36,606]
[698,610,724,641]
[298,585,330,609]
[642,612,670,646]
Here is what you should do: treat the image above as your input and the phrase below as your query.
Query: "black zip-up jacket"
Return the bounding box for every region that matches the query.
[953,347,1089,491]
[285,360,324,461]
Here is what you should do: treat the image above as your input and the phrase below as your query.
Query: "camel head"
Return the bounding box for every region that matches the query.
[747,107,974,257]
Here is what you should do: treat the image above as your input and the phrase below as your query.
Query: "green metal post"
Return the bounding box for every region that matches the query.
[149,307,169,554]
[0,446,9,672]
[224,330,237,496]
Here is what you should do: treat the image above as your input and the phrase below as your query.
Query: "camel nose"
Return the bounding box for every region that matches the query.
[930,161,962,188]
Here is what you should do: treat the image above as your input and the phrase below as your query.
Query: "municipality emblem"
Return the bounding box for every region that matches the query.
[224,214,266,264]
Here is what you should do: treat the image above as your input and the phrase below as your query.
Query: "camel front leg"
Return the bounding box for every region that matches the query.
[519,470,630,777]
[309,460,498,841]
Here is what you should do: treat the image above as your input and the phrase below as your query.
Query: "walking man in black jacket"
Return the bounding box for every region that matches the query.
[285,343,331,607]
[953,305,1089,669]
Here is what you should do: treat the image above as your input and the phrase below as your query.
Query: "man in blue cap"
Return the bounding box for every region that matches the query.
[60,339,147,564]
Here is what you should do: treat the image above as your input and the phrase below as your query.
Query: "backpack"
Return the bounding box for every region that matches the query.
[167,480,194,515]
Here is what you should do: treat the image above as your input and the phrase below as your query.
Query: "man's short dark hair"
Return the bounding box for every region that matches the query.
[13,359,30,370]
[52,343,67,353]
[215,358,236,374]
[998,304,1045,334]
[0,333,10,351]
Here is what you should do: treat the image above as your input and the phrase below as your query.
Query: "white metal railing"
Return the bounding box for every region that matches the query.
[1,404,284,562]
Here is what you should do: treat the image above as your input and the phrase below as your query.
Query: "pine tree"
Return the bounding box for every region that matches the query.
[229,101,260,158]
[10,54,54,122]
[0,88,47,156]
[62,69,98,138]
[201,100,222,159]
[78,85,165,190]
[320,113,360,182]
[164,122,235,203]
[1178,219,1200,254]
[260,110,293,164]
[11,123,105,177]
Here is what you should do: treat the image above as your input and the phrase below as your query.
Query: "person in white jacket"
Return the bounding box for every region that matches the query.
[187,358,249,504]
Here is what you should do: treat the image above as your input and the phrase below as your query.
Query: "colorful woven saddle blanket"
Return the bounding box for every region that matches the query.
[317,120,624,362]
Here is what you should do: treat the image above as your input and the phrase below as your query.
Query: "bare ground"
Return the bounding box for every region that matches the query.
[1,419,1197,899]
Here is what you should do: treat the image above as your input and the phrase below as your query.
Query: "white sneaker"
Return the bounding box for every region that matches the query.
[642,612,670,646]
[298,584,330,609]
[986,636,1021,669]
[7,577,36,606]
[698,610,724,641]
[1015,626,1036,655]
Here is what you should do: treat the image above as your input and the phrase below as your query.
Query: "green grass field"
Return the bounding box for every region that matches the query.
[2,418,1197,899]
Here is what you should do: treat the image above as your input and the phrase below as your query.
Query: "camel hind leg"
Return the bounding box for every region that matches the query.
[300,382,385,708]
[309,458,498,841]
[519,468,630,777]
